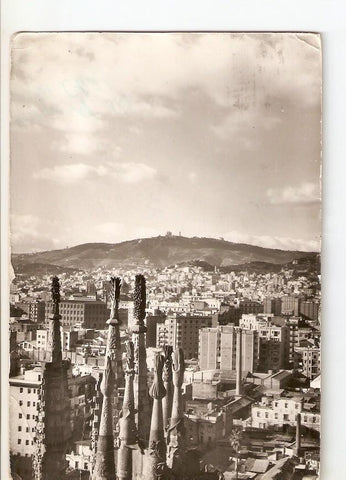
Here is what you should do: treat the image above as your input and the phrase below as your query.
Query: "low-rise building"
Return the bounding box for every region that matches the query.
[251,395,320,432]
[295,345,321,380]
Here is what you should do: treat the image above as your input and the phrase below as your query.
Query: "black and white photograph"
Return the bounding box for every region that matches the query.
[8,32,322,480]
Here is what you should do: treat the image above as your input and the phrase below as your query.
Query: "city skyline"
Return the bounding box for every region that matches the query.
[10,33,321,253]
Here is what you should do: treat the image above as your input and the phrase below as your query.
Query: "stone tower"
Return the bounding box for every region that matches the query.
[145,352,168,480]
[167,348,186,476]
[162,345,173,432]
[92,357,116,480]
[132,274,151,445]
[117,341,138,480]
[32,276,71,480]
[107,277,125,434]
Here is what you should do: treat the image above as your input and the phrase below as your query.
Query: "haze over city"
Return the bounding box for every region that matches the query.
[10,33,321,253]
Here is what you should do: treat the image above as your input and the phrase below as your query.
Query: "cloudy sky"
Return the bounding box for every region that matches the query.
[10,32,321,253]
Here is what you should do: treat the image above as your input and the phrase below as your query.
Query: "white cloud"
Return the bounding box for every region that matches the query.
[59,133,100,155]
[224,230,320,252]
[10,214,60,252]
[33,163,107,183]
[267,182,320,205]
[212,110,281,143]
[11,32,321,135]
[32,161,157,184]
[115,162,157,184]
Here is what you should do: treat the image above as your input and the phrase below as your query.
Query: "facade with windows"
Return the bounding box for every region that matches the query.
[239,314,290,371]
[9,368,42,456]
[199,325,259,372]
[66,440,92,473]
[9,366,96,458]
[251,396,320,432]
[295,346,321,380]
[156,314,212,359]
[36,328,78,352]
[45,299,107,329]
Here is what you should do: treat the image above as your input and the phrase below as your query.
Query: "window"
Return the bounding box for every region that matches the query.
[19,413,22,419]
[19,400,23,406]
[27,402,31,407]
[18,439,21,444]
[25,440,29,445]
[20,388,23,393]
[26,427,29,433]
[283,414,289,421]
[18,426,22,432]
[28,389,31,394]
[27,414,30,419]
[257,411,260,417]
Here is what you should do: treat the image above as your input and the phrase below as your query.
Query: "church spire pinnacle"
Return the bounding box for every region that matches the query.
[167,348,186,475]
[146,352,168,480]
[48,276,62,365]
[118,341,138,480]
[132,274,151,444]
[92,357,116,480]
[162,345,173,432]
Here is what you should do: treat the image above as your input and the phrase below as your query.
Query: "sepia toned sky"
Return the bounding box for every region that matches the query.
[10,32,321,253]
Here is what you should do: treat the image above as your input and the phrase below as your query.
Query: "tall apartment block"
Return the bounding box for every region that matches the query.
[156,314,212,360]
[263,297,282,316]
[199,325,259,373]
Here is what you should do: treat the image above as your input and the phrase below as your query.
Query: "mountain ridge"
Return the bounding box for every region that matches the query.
[11,235,318,272]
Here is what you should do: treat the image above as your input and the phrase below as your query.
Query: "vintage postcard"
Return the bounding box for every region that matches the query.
[8,32,321,479]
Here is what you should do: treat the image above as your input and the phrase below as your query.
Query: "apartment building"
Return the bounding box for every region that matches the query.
[156,314,212,359]
[45,299,107,329]
[199,325,259,373]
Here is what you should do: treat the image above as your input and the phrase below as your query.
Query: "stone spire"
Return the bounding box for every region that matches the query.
[167,348,186,475]
[107,276,124,384]
[32,276,71,480]
[106,276,124,433]
[236,328,243,396]
[162,345,173,432]
[92,357,116,480]
[118,341,137,480]
[146,352,168,480]
[132,274,151,445]
[47,276,62,364]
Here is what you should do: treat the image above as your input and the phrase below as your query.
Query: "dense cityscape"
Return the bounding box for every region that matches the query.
[9,235,321,480]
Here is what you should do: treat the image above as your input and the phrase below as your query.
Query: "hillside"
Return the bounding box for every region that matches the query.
[11,235,318,272]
